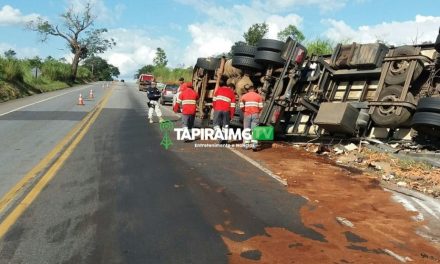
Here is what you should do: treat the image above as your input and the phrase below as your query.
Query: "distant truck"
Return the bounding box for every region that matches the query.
[138,74,155,91]
[191,27,440,143]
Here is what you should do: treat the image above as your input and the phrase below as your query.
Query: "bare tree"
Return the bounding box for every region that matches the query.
[27,2,115,82]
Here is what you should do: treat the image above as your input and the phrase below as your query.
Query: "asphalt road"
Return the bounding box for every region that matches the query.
[0,82,319,263]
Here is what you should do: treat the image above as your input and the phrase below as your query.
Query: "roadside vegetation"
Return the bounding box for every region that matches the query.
[0,51,118,102]
[135,48,193,84]
[0,1,119,102]
[240,22,334,55]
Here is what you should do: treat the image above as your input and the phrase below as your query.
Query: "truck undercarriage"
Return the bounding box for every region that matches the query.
[191,29,440,145]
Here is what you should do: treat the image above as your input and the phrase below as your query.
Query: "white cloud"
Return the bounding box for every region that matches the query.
[179,0,304,66]
[183,23,237,66]
[266,14,303,39]
[0,5,40,26]
[252,0,348,13]
[324,15,440,45]
[99,28,179,79]
[0,42,39,58]
[177,0,346,13]
[66,0,126,23]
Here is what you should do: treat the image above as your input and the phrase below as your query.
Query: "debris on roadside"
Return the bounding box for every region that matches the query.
[238,144,440,263]
[397,181,408,188]
[383,249,413,263]
[344,143,358,152]
[284,142,440,198]
[382,174,395,181]
[336,217,355,228]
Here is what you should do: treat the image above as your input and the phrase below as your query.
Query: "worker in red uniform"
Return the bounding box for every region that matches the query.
[240,84,263,150]
[173,82,198,142]
[173,77,186,111]
[213,76,236,143]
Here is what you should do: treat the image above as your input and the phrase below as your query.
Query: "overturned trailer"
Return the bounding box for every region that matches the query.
[192,28,440,143]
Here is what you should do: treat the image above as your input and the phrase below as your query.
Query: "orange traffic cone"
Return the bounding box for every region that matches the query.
[77,93,85,105]
[88,89,94,99]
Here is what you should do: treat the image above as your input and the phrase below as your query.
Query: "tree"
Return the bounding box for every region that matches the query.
[45,56,55,62]
[135,64,155,79]
[4,49,17,59]
[28,56,42,68]
[243,23,268,46]
[306,39,334,55]
[277,25,305,42]
[27,2,115,82]
[82,56,119,81]
[153,47,168,68]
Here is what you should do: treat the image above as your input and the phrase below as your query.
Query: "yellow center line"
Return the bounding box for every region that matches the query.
[0,85,114,239]
[0,86,111,215]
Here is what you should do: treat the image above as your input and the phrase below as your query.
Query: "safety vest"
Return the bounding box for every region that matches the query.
[240,91,263,116]
[213,86,236,118]
[174,88,198,115]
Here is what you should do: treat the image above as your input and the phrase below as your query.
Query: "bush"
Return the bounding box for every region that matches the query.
[0,57,25,82]
[306,39,334,56]
[77,66,92,81]
[152,66,193,83]
[41,60,71,81]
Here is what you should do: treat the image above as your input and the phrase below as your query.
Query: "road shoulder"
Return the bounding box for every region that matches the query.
[230,144,440,263]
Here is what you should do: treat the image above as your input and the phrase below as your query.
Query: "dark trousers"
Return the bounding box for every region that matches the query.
[213,111,230,129]
[182,114,195,130]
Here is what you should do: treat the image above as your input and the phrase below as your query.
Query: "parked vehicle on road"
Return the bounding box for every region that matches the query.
[160,84,179,105]
[138,74,155,91]
[191,28,440,143]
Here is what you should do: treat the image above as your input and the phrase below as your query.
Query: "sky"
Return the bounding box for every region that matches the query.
[0,0,439,80]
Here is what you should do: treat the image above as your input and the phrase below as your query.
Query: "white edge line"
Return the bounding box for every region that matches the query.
[162,101,287,187]
[228,148,288,186]
[411,197,440,220]
[0,85,92,117]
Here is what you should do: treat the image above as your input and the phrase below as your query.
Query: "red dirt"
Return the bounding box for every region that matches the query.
[220,145,440,263]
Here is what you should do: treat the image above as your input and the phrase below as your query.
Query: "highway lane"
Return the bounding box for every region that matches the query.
[0,83,110,204]
[0,83,319,263]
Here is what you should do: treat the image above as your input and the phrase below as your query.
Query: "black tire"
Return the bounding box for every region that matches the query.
[411,112,440,136]
[257,39,285,52]
[196,58,220,71]
[415,97,440,113]
[371,85,415,128]
[254,50,285,66]
[232,56,264,71]
[385,46,423,85]
[232,45,257,57]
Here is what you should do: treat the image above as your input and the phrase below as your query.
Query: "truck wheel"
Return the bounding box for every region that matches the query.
[254,50,285,66]
[415,97,440,113]
[257,39,285,52]
[196,58,220,71]
[385,46,423,85]
[232,56,264,71]
[371,85,414,128]
[232,45,257,57]
[411,112,440,136]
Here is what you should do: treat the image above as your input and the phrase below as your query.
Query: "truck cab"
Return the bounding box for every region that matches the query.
[138,74,155,91]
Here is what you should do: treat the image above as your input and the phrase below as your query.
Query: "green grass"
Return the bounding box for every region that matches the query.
[152,66,193,83]
[0,56,92,102]
[397,158,433,171]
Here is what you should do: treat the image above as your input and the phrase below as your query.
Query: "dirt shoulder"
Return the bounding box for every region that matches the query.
[224,144,440,263]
